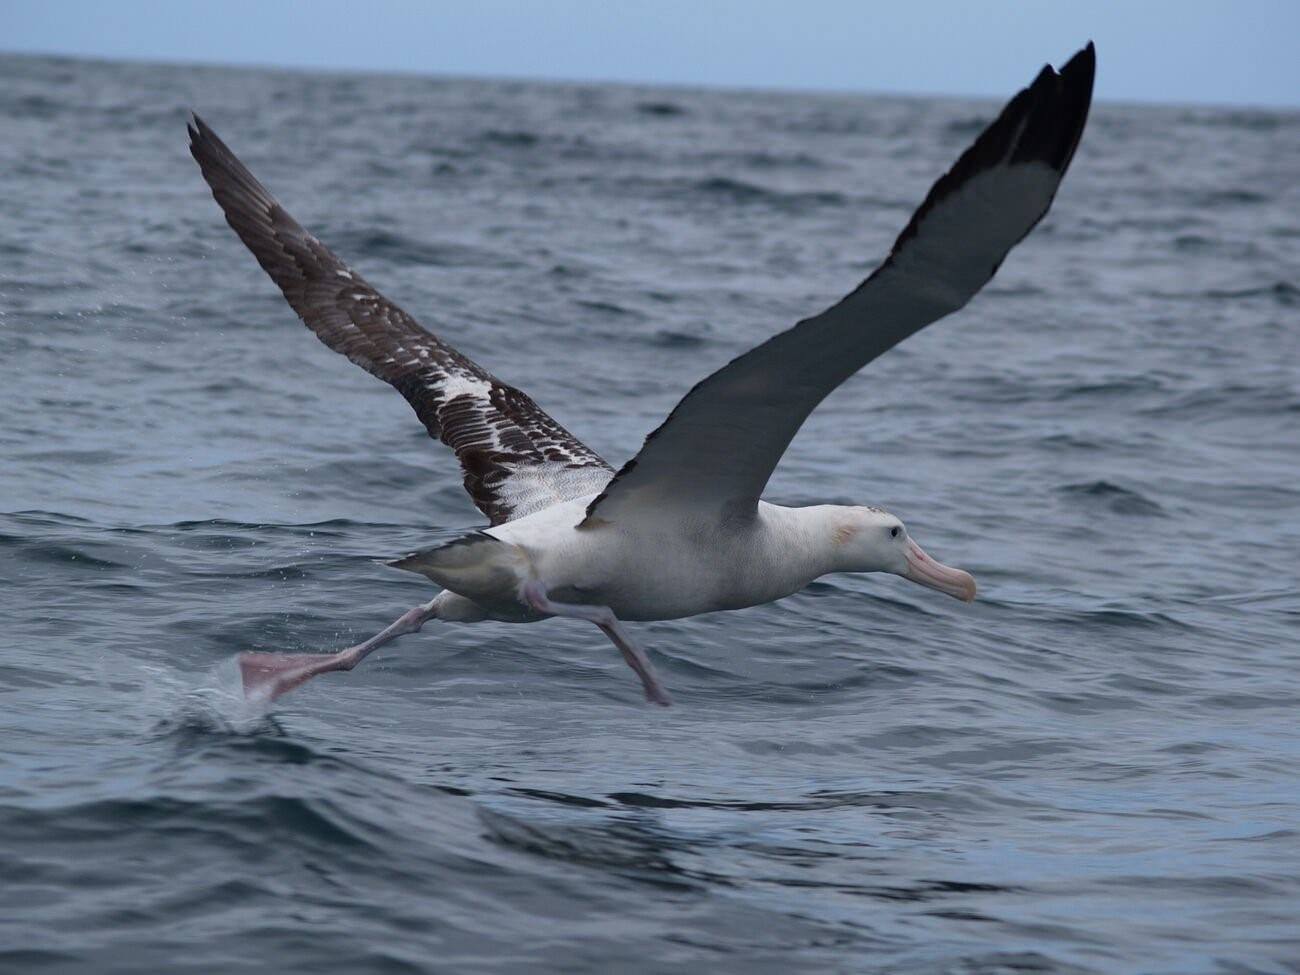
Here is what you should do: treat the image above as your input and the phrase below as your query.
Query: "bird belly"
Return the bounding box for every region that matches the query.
[481,500,815,623]
[529,526,794,622]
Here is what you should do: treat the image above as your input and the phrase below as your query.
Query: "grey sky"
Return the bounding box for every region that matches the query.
[5,0,1298,107]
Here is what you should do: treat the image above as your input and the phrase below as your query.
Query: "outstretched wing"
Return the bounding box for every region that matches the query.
[581,44,1095,529]
[188,116,612,525]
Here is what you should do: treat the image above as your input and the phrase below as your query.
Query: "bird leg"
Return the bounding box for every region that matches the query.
[238,598,440,703]
[520,580,672,707]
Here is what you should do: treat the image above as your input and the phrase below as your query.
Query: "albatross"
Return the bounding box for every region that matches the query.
[188,43,1095,707]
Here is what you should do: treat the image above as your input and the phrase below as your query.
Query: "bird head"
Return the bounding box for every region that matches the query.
[835,507,976,603]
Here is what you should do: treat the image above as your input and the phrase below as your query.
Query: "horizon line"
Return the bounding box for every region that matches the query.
[4,46,1297,114]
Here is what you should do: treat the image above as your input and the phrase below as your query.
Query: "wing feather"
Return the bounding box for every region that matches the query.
[188,116,611,525]
[581,43,1095,528]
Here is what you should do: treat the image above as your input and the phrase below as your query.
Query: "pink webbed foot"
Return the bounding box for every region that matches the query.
[237,599,441,703]
[238,651,357,703]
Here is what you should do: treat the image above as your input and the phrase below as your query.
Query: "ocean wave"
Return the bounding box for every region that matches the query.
[1056,480,1166,517]
[691,176,847,209]
[635,100,687,117]
[331,228,520,268]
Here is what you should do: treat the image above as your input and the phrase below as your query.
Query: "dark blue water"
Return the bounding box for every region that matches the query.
[2,53,1298,973]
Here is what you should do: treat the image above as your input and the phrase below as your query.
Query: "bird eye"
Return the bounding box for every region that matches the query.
[890,527,900,538]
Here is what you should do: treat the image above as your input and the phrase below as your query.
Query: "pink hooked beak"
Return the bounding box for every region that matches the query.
[903,539,977,603]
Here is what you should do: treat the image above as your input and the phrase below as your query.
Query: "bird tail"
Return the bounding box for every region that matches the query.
[387,530,530,603]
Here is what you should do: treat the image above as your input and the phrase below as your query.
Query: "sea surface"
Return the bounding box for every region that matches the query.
[1,52,1298,974]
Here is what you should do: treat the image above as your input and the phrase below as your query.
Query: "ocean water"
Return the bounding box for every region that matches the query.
[2,52,1298,973]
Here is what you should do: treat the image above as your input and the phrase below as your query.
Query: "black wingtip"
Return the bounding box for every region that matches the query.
[1049,42,1097,173]
[186,112,212,162]
[186,113,230,163]
[1006,42,1097,172]
[1062,41,1097,90]
[872,41,1096,271]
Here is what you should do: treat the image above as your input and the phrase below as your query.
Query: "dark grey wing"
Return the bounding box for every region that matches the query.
[581,44,1094,529]
[188,116,612,525]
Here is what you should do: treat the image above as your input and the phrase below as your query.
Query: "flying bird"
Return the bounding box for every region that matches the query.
[188,43,1095,707]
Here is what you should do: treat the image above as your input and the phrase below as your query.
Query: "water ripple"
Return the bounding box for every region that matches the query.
[1,52,1297,974]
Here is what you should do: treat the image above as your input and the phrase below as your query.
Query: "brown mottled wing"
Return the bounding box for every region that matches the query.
[188,116,611,525]
[582,44,1095,528]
